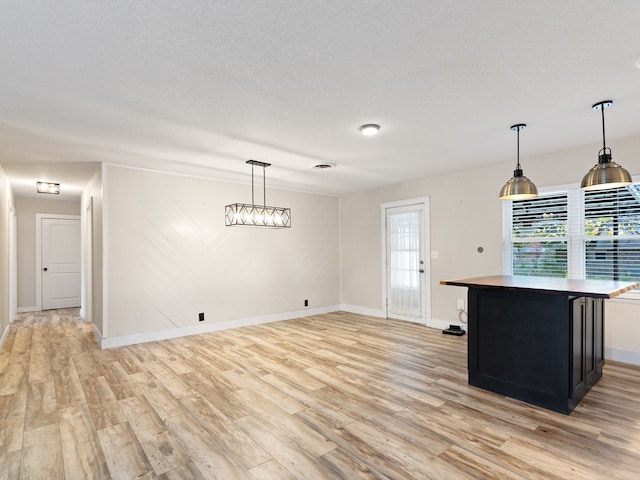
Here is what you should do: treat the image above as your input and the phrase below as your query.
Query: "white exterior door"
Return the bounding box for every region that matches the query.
[383,199,430,324]
[42,217,81,310]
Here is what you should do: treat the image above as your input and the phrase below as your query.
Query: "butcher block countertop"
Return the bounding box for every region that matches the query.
[440,275,640,299]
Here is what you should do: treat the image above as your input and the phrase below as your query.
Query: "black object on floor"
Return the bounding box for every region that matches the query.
[443,325,465,336]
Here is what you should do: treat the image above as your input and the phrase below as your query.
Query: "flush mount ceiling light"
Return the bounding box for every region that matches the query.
[225,160,291,228]
[359,124,380,136]
[581,100,632,191]
[36,181,60,194]
[499,124,538,200]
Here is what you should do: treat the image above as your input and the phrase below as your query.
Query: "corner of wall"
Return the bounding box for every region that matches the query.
[0,163,14,340]
[340,304,385,318]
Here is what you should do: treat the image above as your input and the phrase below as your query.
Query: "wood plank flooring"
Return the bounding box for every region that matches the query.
[2,309,640,479]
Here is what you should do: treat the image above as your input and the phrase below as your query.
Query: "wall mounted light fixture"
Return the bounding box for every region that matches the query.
[37,182,60,194]
[225,160,291,228]
[581,100,632,191]
[499,124,538,200]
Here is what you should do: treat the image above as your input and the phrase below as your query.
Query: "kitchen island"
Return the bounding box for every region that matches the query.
[441,275,639,414]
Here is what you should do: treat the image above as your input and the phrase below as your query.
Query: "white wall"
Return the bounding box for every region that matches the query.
[341,134,640,364]
[0,164,15,348]
[342,165,504,320]
[98,164,340,346]
[15,196,81,311]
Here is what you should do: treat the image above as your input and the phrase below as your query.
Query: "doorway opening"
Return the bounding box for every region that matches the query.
[82,197,93,322]
[381,197,431,324]
[9,206,17,322]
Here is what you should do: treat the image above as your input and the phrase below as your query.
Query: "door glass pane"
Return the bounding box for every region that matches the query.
[388,210,421,318]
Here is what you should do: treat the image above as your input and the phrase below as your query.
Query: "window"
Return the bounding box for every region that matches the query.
[503,181,640,295]
[584,185,640,282]
[508,193,568,278]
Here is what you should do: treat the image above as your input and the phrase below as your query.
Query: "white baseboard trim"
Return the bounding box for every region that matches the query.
[339,304,385,318]
[0,324,10,351]
[17,306,38,313]
[605,347,640,367]
[339,306,467,333]
[99,304,341,349]
[91,322,104,347]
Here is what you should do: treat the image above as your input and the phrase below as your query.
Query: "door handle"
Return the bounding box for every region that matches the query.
[43,267,48,272]
[419,269,424,273]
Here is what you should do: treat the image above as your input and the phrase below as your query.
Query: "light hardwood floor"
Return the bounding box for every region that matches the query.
[1,309,640,479]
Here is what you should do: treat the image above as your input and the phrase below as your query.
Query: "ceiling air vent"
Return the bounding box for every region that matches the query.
[313,163,336,170]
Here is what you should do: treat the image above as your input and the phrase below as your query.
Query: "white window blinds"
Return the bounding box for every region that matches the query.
[584,185,640,282]
[504,180,640,296]
[509,193,568,277]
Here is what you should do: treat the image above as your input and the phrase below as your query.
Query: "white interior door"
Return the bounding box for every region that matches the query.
[384,203,429,323]
[42,217,81,310]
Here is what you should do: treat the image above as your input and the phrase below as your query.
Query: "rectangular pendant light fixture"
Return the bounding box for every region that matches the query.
[225,160,291,228]
[36,181,61,194]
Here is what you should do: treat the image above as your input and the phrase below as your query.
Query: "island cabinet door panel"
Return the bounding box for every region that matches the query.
[569,297,604,407]
[585,298,595,380]
[571,297,587,399]
[586,298,605,388]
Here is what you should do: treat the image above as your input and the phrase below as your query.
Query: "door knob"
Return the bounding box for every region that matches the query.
[43,267,48,272]
[419,269,424,273]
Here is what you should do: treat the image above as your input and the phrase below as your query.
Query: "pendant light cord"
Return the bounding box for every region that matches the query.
[510,124,526,174]
[250,164,268,206]
[251,164,255,205]
[246,159,272,207]
[262,165,266,206]
[593,101,613,159]
[516,127,521,170]
[600,104,607,152]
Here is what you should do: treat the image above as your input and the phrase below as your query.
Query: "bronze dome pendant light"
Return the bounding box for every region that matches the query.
[499,124,538,200]
[581,100,632,191]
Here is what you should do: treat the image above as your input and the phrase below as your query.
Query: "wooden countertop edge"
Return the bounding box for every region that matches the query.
[440,277,640,299]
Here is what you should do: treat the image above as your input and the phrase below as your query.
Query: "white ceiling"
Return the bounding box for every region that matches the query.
[2,1,640,200]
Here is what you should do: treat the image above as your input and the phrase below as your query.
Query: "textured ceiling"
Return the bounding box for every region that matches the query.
[1,0,640,199]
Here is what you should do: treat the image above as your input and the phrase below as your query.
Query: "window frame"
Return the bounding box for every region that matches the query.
[502,179,640,302]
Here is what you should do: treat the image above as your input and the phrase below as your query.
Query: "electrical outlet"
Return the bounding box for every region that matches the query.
[304,299,309,307]
[198,312,205,322]
[457,299,465,311]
